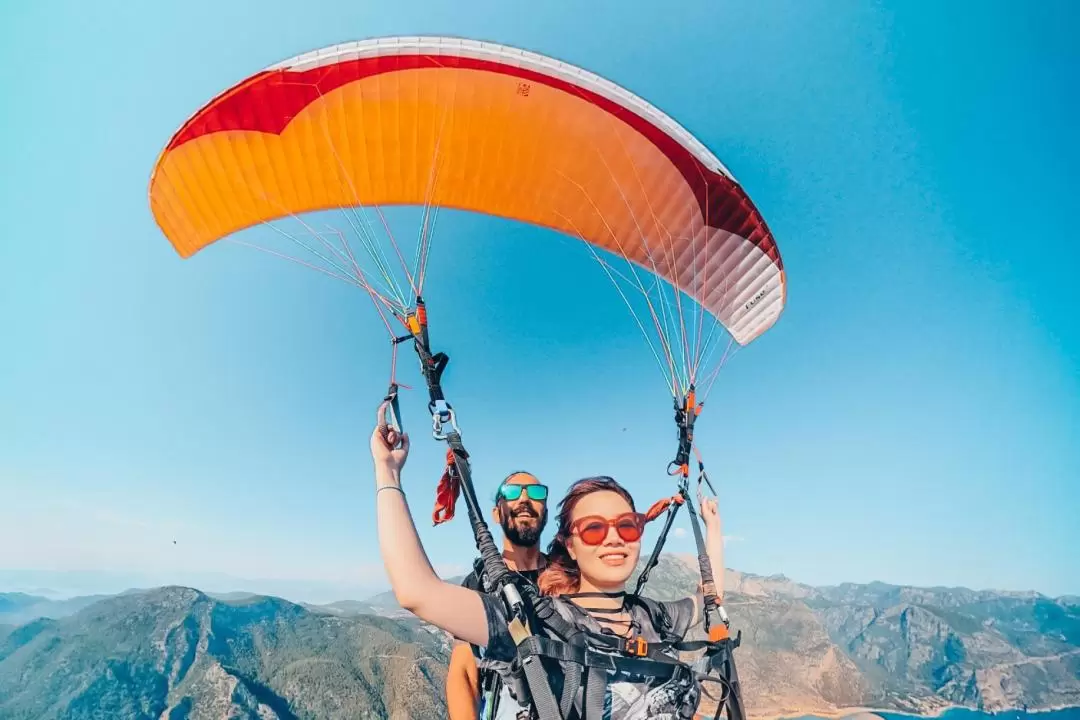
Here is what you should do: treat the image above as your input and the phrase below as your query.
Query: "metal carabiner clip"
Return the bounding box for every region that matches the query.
[430,400,459,439]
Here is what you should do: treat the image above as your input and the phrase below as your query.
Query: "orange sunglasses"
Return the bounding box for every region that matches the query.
[570,512,647,546]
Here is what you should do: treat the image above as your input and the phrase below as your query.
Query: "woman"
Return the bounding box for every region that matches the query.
[371,404,726,718]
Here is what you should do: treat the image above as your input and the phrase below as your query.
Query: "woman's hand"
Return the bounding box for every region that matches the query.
[699,494,721,533]
[371,401,410,475]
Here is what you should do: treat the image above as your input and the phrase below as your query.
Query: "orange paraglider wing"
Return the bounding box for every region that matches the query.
[149,36,784,346]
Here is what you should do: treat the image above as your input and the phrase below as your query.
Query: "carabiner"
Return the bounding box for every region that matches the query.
[431,400,459,439]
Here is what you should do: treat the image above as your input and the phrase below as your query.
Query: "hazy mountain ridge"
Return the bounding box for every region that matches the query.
[0,587,450,719]
[1,559,1077,719]
[0,592,114,627]
[357,574,468,618]
[630,558,1080,718]
[303,599,380,617]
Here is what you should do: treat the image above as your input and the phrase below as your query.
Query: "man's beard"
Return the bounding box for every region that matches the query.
[501,506,546,547]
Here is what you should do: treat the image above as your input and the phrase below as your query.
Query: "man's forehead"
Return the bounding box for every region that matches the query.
[505,472,539,485]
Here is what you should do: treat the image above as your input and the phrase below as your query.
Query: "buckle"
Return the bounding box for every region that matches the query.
[624,635,648,657]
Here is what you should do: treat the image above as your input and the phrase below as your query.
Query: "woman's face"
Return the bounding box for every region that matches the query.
[566,490,643,591]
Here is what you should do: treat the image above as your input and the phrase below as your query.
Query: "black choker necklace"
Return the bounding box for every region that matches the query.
[565,591,641,637]
[564,591,628,614]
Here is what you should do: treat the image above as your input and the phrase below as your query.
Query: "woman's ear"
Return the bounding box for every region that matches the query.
[567,538,578,562]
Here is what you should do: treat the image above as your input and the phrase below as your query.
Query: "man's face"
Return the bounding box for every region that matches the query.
[494,472,549,548]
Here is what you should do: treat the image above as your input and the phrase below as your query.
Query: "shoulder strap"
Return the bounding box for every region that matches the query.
[471,556,489,591]
[627,594,682,645]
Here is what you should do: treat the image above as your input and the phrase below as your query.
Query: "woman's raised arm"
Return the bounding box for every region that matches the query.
[371,403,490,647]
[700,496,725,604]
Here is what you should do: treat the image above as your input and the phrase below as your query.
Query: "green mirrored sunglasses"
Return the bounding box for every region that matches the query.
[497,483,549,502]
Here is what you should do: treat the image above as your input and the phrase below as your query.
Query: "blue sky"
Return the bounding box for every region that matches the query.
[1,0,1077,603]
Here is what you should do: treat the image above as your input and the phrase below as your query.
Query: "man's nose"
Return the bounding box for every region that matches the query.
[511,496,541,511]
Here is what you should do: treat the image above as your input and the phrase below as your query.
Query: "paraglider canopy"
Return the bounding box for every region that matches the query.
[149,36,785,351]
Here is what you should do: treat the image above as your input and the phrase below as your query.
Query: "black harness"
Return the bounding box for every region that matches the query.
[486,587,742,720]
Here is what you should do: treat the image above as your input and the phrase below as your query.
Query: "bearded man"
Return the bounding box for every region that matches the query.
[445,471,549,720]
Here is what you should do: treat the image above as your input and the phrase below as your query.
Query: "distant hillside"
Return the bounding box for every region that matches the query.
[1,559,1077,719]
[359,574,466,618]
[0,587,450,719]
[0,591,114,626]
[304,599,380,617]
[204,591,262,603]
[631,556,1080,718]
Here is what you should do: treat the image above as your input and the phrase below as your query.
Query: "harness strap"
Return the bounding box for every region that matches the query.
[517,634,685,677]
[530,593,578,642]
[520,646,562,719]
[583,666,607,720]
[634,493,686,597]
[559,656,582,718]
[624,594,683,646]
[399,297,565,719]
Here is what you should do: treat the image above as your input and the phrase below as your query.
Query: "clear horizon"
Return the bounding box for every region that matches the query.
[2,0,1078,599]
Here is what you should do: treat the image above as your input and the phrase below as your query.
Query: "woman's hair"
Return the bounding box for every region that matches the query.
[538,476,637,596]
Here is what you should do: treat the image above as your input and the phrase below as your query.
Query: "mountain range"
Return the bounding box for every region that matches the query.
[1,556,1077,719]
[0,587,449,719]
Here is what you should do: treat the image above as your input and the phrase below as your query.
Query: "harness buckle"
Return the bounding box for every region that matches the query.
[708,624,730,642]
[624,635,649,657]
